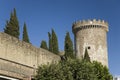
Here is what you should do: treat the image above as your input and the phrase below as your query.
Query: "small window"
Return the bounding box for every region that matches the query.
[88,46,90,49]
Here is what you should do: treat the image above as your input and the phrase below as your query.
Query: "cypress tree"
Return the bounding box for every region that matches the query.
[51,29,59,54]
[4,8,20,38]
[48,32,52,52]
[84,48,90,62]
[48,29,59,54]
[40,40,48,50]
[22,22,30,43]
[4,20,11,35]
[64,32,74,59]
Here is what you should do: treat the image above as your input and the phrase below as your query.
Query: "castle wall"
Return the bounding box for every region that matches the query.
[75,27,108,66]
[0,32,60,79]
[0,57,34,79]
[72,19,108,67]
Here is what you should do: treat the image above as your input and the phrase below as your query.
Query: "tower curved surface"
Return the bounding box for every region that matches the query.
[72,19,108,67]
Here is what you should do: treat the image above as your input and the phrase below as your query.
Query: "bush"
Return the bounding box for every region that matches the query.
[35,59,112,80]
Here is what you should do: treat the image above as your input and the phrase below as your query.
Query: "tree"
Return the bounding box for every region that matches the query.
[35,59,112,80]
[92,61,113,80]
[22,22,30,43]
[40,40,48,50]
[51,29,59,54]
[48,32,52,52]
[83,48,90,62]
[48,29,59,54]
[64,32,74,59]
[4,8,20,38]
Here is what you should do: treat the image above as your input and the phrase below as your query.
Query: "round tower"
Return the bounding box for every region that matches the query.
[72,19,108,67]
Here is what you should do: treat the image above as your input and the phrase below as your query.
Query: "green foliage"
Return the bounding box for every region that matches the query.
[51,29,59,54]
[64,32,74,59]
[35,59,112,80]
[92,61,113,80]
[61,59,97,80]
[40,40,48,50]
[84,48,91,62]
[48,29,59,54]
[4,8,20,38]
[48,32,52,52]
[22,22,30,43]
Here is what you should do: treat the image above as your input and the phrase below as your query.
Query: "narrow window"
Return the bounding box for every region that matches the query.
[88,46,90,49]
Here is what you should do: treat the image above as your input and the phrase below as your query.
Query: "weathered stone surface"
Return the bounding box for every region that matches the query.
[72,19,108,67]
[0,19,109,79]
[0,32,60,79]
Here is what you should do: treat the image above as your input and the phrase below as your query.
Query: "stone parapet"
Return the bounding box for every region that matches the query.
[72,19,109,67]
[72,19,108,33]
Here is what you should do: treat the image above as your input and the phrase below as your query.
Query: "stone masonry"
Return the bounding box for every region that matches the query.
[0,32,60,80]
[72,19,108,67]
[0,19,109,79]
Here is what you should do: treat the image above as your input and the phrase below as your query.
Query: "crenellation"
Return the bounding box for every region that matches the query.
[72,19,109,67]
[73,19,108,30]
[73,19,109,33]
[0,19,109,79]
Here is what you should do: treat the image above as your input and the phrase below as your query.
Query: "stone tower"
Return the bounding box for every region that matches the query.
[72,19,108,67]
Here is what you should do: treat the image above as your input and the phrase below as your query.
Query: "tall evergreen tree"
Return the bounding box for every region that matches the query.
[48,29,59,54]
[4,8,20,38]
[40,40,48,50]
[64,32,74,59]
[51,29,59,54]
[48,32,52,52]
[22,22,30,43]
[84,48,90,62]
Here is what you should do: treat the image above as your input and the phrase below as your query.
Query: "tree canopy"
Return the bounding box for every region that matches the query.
[51,29,59,54]
[22,22,30,43]
[40,40,48,50]
[83,48,91,62]
[48,32,52,52]
[35,59,112,80]
[4,8,20,38]
[64,32,74,59]
[48,29,59,54]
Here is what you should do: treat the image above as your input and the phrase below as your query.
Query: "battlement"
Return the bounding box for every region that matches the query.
[72,19,108,32]
[72,19,109,67]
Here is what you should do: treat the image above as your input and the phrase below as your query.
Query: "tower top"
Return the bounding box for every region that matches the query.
[72,19,109,67]
[72,19,108,32]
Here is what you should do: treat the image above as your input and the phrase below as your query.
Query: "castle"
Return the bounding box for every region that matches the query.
[72,19,108,66]
[0,19,108,80]
[0,32,60,80]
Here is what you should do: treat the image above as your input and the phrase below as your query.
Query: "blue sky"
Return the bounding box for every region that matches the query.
[0,0,120,76]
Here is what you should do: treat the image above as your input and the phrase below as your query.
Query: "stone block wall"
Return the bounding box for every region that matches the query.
[72,19,108,67]
[0,32,60,79]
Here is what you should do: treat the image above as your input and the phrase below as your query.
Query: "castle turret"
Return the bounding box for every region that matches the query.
[72,19,108,67]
